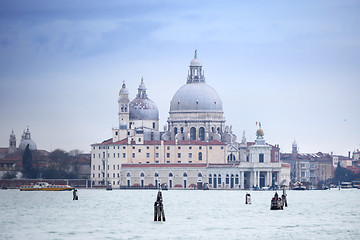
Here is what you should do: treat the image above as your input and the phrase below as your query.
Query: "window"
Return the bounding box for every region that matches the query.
[167,146,170,150]
[198,173,202,177]
[221,146,224,149]
[166,161,170,163]
[189,146,192,149]
[93,165,95,170]
[98,173,100,177]
[209,174,212,184]
[107,153,109,158]
[198,152,203,161]
[167,153,170,158]
[93,173,95,178]
[93,154,95,158]
[189,161,192,163]
[199,127,205,141]
[153,122,155,129]
[132,146,135,149]
[156,146,159,149]
[127,172,131,177]
[178,161,181,163]
[209,146,212,150]
[98,154,101,158]
[178,153,181,158]
[113,146,115,149]
[178,146,181,149]
[138,138,141,142]
[189,153,192,158]
[113,153,115,158]
[123,146,126,149]
[113,165,115,170]
[117,165,120,170]
[141,172,145,177]
[132,153,135,158]
[235,174,239,184]
[155,161,159,163]
[183,173,187,177]
[155,153,159,158]
[113,173,115,177]
[123,153,126,158]
[146,146,149,149]
[138,149,141,153]
[169,172,173,177]
[190,127,196,140]
[98,165,100,170]
[259,153,264,163]
[146,153,150,158]
[226,174,229,184]
[146,161,150,164]
[118,153,120,158]
[199,146,202,150]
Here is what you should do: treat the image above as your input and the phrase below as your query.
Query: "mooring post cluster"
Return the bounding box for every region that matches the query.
[154,184,166,222]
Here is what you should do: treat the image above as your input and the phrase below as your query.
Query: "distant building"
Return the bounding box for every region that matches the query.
[90,51,290,189]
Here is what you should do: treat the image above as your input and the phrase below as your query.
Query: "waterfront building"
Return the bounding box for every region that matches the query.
[90,51,290,189]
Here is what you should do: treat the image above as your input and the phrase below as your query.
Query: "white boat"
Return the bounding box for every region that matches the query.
[20,182,74,191]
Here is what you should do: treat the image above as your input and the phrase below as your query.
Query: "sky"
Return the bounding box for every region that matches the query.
[0,0,359,156]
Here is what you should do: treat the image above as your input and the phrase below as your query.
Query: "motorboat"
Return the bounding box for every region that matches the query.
[20,182,74,191]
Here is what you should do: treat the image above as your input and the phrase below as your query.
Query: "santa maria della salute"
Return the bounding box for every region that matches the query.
[91,51,290,189]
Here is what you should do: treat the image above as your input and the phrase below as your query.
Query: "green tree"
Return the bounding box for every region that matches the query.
[22,144,33,178]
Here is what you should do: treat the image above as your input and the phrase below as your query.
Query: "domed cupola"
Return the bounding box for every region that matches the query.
[170,50,223,112]
[129,78,159,121]
[19,126,37,150]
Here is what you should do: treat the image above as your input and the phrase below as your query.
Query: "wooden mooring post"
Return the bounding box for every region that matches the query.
[154,190,166,222]
[282,187,287,207]
[245,193,251,204]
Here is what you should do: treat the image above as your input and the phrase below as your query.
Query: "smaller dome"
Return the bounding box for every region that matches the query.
[119,82,129,95]
[292,140,297,147]
[129,98,159,120]
[190,57,202,67]
[120,121,127,129]
[19,140,37,150]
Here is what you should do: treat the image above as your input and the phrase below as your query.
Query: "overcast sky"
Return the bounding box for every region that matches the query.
[0,0,359,155]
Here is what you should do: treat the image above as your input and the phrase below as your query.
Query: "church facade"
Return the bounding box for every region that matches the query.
[90,51,290,189]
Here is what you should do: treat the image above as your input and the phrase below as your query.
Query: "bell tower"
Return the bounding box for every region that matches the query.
[118,81,130,128]
[9,129,16,154]
[187,50,205,83]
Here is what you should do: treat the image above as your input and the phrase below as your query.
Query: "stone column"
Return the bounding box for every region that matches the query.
[241,171,245,190]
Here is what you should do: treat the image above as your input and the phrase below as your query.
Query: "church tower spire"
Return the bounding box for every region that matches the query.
[187,50,205,83]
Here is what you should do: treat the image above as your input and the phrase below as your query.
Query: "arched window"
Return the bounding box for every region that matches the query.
[140,172,145,177]
[174,127,178,136]
[127,172,131,177]
[121,105,124,112]
[180,127,184,134]
[226,174,230,184]
[169,172,173,177]
[198,172,202,177]
[209,174,212,184]
[154,172,159,177]
[190,127,196,140]
[227,154,236,161]
[183,172,187,177]
[199,127,205,141]
[198,152,203,161]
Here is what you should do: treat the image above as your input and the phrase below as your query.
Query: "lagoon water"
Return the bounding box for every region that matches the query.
[1,189,359,240]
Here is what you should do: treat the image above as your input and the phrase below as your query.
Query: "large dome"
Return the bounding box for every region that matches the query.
[129,98,159,120]
[170,82,223,112]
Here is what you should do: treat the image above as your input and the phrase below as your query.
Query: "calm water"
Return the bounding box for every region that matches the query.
[1,189,359,240]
